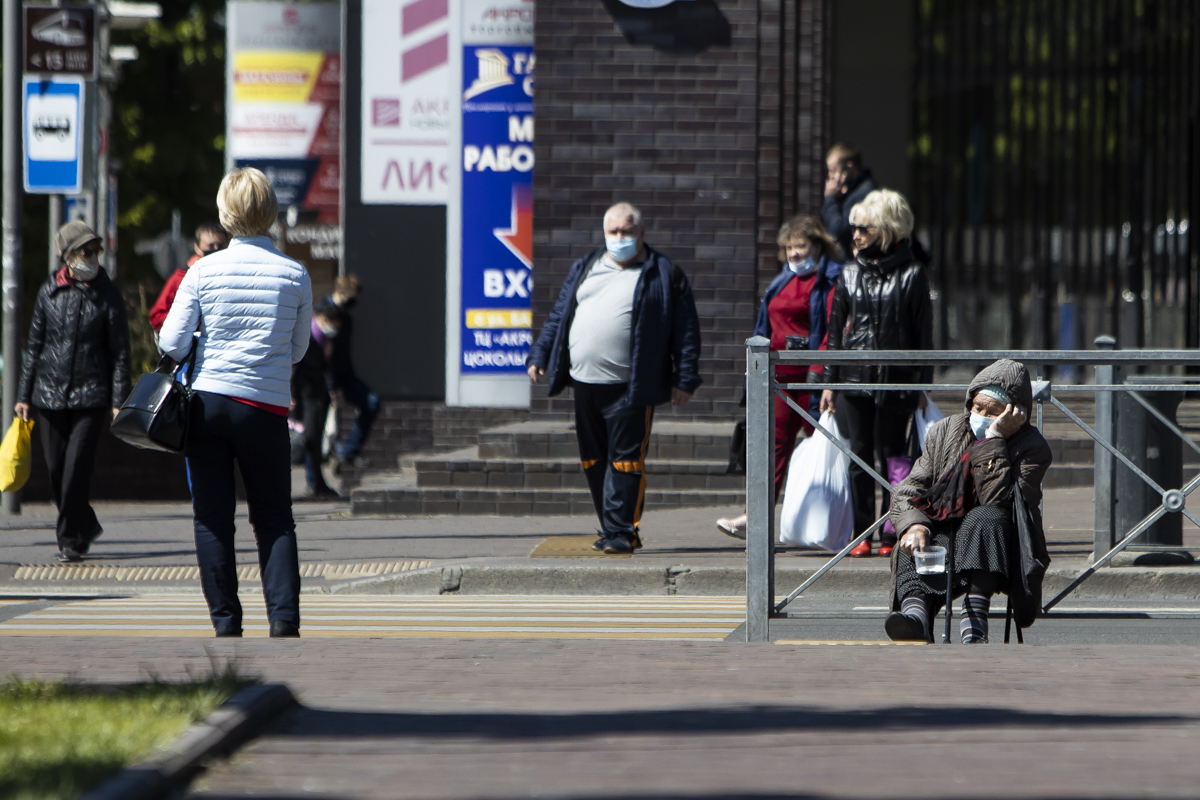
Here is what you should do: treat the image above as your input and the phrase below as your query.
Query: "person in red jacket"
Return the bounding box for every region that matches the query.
[149,221,229,332]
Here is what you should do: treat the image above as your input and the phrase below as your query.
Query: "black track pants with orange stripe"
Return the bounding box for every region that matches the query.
[572,381,654,539]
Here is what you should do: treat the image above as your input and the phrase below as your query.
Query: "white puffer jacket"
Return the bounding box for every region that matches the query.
[160,236,312,408]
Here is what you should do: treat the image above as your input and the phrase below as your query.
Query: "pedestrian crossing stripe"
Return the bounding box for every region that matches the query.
[11,560,433,582]
[0,595,747,640]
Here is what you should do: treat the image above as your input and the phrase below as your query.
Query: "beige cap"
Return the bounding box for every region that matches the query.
[55,220,102,261]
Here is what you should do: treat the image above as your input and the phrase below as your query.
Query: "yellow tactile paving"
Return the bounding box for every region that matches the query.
[0,595,746,640]
[10,560,432,582]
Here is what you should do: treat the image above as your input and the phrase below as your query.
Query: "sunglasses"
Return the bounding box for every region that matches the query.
[850,225,876,235]
[80,244,103,257]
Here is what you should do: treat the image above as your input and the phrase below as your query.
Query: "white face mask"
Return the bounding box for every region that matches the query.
[605,236,639,263]
[969,412,994,440]
[68,256,100,281]
[788,257,817,276]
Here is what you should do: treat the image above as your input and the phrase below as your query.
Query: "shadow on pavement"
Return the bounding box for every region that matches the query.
[272,704,1190,739]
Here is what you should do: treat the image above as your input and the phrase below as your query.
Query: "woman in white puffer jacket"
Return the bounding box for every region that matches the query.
[160,167,312,639]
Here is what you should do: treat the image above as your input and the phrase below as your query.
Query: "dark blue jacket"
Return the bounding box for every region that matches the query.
[752,256,843,350]
[528,246,702,407]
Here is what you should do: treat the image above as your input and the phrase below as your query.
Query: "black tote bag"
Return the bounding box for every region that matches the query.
[110,342,197,454]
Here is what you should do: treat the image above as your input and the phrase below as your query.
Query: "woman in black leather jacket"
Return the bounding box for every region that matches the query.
[15,221,131,562]
[819,190,932,558]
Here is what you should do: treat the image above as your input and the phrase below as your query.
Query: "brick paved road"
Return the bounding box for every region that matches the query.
[2,638,1197,799]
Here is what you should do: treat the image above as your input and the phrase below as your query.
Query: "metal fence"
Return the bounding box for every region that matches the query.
[743,336,1200,642]
[911,0,1200,353]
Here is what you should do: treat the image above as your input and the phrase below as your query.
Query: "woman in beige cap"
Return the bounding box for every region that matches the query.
[15,221,131,562]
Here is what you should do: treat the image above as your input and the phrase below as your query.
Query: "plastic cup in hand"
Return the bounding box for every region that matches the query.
[914,546,947,575]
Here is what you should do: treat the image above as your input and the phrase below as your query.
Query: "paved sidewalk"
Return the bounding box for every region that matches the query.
[2,637,1198,798]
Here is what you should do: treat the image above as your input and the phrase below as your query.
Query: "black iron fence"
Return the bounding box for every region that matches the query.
[911,0,1200,353]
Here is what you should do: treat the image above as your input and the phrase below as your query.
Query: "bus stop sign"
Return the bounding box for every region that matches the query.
[23,76,86,194]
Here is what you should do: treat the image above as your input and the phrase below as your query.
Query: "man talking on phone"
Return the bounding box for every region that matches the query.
[821,143,877,256]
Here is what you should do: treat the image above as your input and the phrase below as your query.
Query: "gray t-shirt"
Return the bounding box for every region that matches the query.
[568,254,644,384]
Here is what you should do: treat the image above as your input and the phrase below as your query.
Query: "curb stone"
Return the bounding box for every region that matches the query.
[79,682,295,800]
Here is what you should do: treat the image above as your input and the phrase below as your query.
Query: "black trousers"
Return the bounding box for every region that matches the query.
[295,385,332,492]
[573,382,653,539]
[837,394,912,542]
[186,392,300,634]
[38,407,106,551]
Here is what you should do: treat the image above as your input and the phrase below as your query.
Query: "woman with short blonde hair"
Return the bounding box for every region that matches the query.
[848,189,915,252]
[160,167,312,639]
[819,188,932,558]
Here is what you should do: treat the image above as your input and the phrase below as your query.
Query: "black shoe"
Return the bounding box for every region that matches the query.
[602,536,634,555]
[215,627,243,638]
[56,547,83,563]
[885,612,928,642]
[269,620,300,638]
[591,534,609,552]
[75,523,104,555]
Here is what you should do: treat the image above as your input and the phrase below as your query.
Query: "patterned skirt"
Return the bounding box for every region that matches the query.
[894,504,1013,604]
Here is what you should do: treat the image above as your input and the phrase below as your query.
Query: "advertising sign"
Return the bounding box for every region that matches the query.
[23,76,85,194]
[361,0,452,205]
[445,0,534,406]
[24,5,96,78]
[227,2,341,222]
[458,44,534,374]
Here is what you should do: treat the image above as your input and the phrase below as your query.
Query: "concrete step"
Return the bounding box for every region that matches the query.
[478,420,734,460]
[415,454,745,491]
[351,485,745,517]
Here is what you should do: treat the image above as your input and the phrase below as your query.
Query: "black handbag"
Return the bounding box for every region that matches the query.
[110,343,197,454]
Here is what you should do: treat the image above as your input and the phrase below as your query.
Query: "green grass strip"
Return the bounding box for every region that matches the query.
[0,668,253,800]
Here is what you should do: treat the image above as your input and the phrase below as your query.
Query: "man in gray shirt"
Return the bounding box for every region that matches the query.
[528,203,703,553]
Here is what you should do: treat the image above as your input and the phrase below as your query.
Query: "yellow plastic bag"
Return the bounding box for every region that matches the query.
[0,417,34,493]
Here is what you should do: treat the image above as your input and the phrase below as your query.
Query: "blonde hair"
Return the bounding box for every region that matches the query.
[848,189,914,251]
[217,168,278,238]
[776,214,841,262]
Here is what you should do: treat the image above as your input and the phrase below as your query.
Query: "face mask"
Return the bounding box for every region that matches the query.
[605,236,639,263]
[969,412,993,440]
[68,257,100,281]
[788,257,817,276]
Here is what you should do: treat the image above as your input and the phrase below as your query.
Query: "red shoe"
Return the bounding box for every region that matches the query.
[878,542,895,557]
[850,541,872,558]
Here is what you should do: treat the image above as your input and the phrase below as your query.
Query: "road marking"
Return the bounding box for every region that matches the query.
[11,560,433,581]
[0,594,746,640]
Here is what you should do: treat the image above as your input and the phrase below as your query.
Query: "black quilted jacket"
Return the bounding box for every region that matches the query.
[17,269,132,411]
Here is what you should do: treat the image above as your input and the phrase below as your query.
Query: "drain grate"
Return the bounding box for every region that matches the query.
[12,560,432,582]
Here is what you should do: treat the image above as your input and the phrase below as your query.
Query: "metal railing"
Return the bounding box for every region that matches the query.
[743,336,1200,643]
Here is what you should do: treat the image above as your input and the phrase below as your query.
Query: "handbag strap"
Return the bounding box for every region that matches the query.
[170,336,199,381]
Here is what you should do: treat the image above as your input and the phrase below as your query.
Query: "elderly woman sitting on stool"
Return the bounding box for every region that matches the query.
[885,359,1053,644]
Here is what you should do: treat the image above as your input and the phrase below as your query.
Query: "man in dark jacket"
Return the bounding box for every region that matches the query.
[527,202,702,554]
[291,308,341,499]
[821,143,878,256]
[317,274,378,467]
[15,221,132,562]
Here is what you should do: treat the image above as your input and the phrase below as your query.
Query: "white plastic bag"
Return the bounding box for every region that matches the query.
[913,393,944,450]
[779,411,854,550]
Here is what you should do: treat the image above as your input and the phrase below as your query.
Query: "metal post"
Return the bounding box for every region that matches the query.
[2,0,23,515]
[48,195,62,276]
[745,336,774,642]
[1093,335,1117,560]
[95,6,111,277]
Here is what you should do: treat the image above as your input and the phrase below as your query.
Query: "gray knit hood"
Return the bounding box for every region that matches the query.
[965,358,1033,415]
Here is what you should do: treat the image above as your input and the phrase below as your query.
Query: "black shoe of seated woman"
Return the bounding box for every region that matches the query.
[269,621,300,638]
[885,612,929,642]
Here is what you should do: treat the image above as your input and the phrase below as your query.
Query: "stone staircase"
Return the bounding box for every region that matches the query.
[350,420,744,516]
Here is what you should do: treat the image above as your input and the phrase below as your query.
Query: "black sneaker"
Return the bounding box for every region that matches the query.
[270,620,300,638]
[591,533,609,552]
[884,612,929,642]
[57,548,83,563]
[602,536,634,555]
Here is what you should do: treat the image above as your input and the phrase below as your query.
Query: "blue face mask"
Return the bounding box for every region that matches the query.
[605,236,639,263]
[788,257,817,276]
[969,412,993,440]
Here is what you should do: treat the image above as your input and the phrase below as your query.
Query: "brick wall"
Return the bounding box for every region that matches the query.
[531,0,831,422]
[352,402,529,469]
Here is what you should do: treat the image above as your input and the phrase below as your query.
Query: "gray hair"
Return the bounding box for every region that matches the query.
[603,202,643,228]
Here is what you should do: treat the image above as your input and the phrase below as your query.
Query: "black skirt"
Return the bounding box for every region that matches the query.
[895,504,1013,603]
